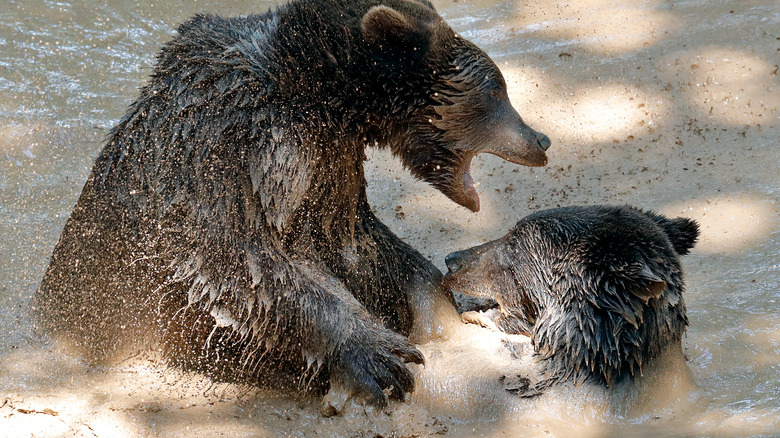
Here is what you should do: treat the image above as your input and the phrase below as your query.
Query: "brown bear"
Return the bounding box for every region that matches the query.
[32,0,551,407]
[444,205,698,394]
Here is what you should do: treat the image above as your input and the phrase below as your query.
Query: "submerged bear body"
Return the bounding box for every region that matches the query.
[34,0,550,406]
[445,205,699,391]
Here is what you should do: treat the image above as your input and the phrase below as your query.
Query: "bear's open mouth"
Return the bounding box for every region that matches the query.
[452,140,549,213]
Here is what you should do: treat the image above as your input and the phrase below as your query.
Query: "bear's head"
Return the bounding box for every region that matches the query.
[442,232,540,336]
[443,205,699,385]
[359,1,551,212]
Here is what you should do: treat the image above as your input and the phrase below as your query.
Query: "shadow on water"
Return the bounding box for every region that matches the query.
[1,0,778,436]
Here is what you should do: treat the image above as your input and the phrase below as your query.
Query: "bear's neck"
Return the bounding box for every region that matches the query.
[243,4,415,249]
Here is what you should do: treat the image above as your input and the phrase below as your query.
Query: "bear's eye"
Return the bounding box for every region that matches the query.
[489,89,501,100]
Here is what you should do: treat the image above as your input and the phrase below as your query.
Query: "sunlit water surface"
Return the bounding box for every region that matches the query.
[1,0,778,436]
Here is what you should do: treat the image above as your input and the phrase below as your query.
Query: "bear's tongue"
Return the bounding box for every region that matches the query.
[461,159,480,211]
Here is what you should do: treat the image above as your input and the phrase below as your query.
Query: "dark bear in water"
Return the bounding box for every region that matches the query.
[33,0,551,407]
[444,205,698,392]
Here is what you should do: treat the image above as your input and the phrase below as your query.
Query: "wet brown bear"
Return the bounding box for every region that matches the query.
[444,205,698,393]
[33,0,551,407]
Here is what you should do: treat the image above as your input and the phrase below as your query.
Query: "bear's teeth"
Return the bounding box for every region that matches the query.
[459,154,480,211]
[462,170,479,205]
[462,169,476,192]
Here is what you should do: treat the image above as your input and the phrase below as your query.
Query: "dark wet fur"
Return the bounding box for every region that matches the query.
[30,0,553,408]
[445,205,699,391]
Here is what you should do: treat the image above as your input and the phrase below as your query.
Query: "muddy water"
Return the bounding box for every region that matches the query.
[1,0,778,436]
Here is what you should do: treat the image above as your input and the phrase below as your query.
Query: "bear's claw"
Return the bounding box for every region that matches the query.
[333,327,424,408]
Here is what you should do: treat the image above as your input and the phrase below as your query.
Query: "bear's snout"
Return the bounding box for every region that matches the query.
[444,250,467,274]
[536,133,552,151]
[444,238,504,276]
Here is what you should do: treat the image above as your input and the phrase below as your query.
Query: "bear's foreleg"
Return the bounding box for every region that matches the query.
[181,252,426,407]
[332,200,459,341]
[266,259,426,407]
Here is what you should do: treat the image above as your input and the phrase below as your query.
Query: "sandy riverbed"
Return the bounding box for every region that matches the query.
[1,0,778,436]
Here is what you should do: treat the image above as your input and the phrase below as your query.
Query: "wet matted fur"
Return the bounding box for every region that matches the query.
[445,205,699,392]
[33,0,551,407]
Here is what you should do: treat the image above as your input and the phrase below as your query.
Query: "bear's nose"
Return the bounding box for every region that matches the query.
[445,250,466,273]
[537,133,552,151]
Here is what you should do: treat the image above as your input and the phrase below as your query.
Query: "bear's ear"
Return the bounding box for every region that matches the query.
[663,217,700,255]
[361,5,428,54]
[361,6,414,43]
[629,280,666,304]
[647,213,700,255]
